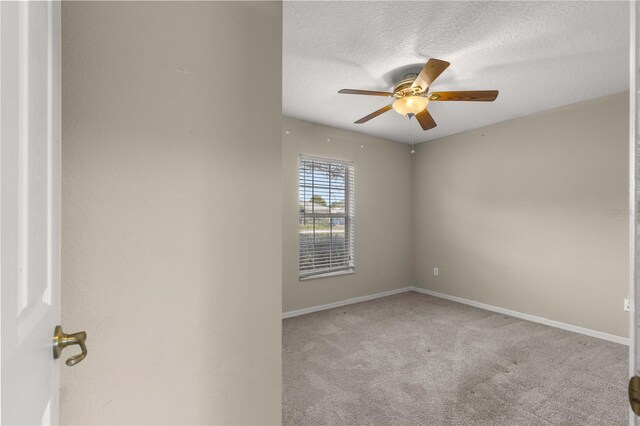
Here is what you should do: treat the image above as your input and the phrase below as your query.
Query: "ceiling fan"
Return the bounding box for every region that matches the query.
[338,58,498,131]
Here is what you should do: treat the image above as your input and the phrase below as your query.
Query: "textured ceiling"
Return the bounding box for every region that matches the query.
[283,1,629,144]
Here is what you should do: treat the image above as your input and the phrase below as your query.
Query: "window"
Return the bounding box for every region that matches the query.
[299,155,355,279]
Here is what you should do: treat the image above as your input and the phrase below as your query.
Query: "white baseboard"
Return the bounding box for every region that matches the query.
[410,286,629,346]
[281,285,629,346]
[282,287,412,319]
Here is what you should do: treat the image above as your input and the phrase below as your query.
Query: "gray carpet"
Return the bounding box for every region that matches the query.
[283,291,628,425]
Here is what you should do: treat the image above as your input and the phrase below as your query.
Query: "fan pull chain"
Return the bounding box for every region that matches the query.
[408,116,416,154]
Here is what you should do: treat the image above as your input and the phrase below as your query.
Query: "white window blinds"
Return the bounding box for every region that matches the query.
[299,155,355,279]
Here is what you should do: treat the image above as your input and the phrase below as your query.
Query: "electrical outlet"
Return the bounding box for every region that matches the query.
[433,267,439,276]
[625,296,631,312]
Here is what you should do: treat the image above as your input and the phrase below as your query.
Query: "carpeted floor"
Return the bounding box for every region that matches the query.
[283,291,628,425]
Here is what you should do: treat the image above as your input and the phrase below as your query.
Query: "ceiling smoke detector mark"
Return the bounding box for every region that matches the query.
[176,65,191,74]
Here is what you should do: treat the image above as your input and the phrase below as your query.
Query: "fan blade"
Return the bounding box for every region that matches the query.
[429,90,499,102]
[415,109,437,131]
[412,58,450,90]
[354,105,393,124]
[338,89,394,97]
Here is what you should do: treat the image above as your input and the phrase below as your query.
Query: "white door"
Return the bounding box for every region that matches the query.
[1,1,62,424]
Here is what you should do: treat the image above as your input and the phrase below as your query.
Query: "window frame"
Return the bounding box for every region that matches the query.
[298,155,355,280]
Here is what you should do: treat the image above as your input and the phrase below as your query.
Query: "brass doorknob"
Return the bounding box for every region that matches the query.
[53,325,87,366]
[630,376,640,416]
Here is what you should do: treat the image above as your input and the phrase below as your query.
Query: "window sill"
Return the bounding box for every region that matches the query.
[299,269,355,281]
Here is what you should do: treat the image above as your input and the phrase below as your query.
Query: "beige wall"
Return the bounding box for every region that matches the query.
[282,117,413,313]
[61,2,282,424]
[414,92,629,338]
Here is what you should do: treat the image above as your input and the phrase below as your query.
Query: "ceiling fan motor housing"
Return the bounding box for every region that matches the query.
[393,73,426,99]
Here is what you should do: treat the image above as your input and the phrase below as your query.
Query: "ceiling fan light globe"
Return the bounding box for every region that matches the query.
[392,96,429,116]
